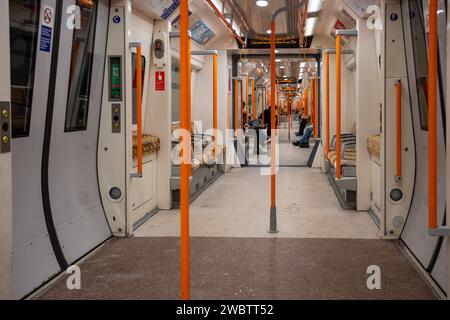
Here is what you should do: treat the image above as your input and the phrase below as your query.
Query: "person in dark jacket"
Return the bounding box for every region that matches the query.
[242,102,248,130]
[259,106,276,137]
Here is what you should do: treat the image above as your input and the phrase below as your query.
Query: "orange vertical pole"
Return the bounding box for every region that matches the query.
[179,0,191,300]
[395,81,402,179]
[428,0,437,229]
[314,77,319,138]
[213,54,218,159]
[325,53,330,159]
[246,75,249,124]
[136,45,143,177]
[304,86,309,119]
[234,79,238,135]
[187,35,192,178]
[262,87,265,127]
[253,80,257,120]
[278,97,281,129]
[270,20,277,224]
[311,79,315,128]
[336,34,342,180]
[240,80,244,130]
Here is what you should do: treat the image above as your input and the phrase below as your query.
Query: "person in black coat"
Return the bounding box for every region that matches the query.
[259,106,275,137]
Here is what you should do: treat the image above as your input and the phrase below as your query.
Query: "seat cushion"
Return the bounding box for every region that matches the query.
[133,134,161,160]
[367,135,381,158]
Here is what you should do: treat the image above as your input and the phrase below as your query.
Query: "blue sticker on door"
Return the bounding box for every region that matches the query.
[40,5,54,52]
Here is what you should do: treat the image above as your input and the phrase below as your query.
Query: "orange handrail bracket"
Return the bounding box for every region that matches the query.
[395,80,402,181]
[130,43,143,178]
[180,0,191,300]
[336,34,342,180]
[213,54,218,160]
[325,53,330,159]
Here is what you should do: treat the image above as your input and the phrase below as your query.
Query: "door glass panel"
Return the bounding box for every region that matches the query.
[409,0,429,131]
[9,0,41,138]
[132,53,146,125]
[65,0,98,132]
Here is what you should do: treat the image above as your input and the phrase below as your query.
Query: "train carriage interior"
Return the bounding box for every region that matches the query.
[1,0,450,301]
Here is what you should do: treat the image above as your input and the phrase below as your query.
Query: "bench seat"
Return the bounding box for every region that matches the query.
[132,134,160,160]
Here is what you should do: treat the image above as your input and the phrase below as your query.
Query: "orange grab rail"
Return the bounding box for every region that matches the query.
[180,0,191,300]
[213,54,218,159]
[234,80,239,134]
[246,76,249,124]
[135,45,143,177]
[336,34,342,180]
[325,53,330,159]
[395,80,402,180]
[428,0,437,230]
[205,0,246,47]
[129,42,143,178]
[314,78,319,138]
[253,80,257,120]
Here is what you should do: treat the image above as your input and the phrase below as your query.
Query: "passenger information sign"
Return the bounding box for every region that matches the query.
[149,0,180,20]
[39,5,54,52]
[110,57,122,101]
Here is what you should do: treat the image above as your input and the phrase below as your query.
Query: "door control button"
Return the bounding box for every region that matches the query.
[2,136,9,145]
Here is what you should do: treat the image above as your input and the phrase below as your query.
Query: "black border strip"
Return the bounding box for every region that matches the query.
[41,0,68,270]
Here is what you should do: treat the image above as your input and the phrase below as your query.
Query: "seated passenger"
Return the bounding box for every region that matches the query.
[293,121,313,148]
[296,113,308,136]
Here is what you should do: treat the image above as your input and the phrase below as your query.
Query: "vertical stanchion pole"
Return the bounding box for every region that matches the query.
[234,79,238,135]
[136,45,143,177]
[213,54,218,160]
[262,87,265,127]
[428,0,437,230]
[253,80,257,120]
[336,34,342,180]
[241,80,244,130]
[180,0,191,300]
[246,75,249,124]
[314,77,319,138]
[326,53,330,159]
[269,20,278,233]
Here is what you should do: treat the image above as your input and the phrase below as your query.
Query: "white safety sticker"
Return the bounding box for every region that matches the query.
[40,5,55,53]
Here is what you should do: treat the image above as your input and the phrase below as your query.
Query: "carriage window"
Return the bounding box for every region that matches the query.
[65,0,98,132]
[132,53,146,125]
[9,0,40,138]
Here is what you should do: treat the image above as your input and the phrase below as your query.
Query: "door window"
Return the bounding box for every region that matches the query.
[9,0,40,138]
[65,0,98,132]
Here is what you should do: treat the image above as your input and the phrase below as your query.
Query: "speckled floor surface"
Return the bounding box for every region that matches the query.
[38,237,437,300]
[135,168,380,239]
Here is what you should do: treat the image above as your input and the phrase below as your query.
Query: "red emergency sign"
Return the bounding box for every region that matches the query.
[155,71,165,91]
